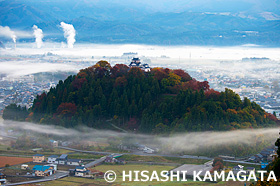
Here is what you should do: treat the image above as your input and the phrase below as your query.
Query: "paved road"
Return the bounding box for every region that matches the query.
[3,171,68,186]
[58,146,112,155]
[85,156,107,168]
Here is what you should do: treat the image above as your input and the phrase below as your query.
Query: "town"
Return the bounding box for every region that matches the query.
[0,50,280,185]
[0,132,278,185]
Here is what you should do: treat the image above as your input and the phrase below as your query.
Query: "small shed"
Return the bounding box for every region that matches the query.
[21,164,29,170]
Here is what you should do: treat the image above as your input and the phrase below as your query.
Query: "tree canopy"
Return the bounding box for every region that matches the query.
[3,61,278,133]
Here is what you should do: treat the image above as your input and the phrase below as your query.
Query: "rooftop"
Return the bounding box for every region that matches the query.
[32,165,51,171]
[33,154,44,157]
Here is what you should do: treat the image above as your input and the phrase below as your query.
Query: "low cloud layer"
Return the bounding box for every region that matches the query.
[0,61,79,78]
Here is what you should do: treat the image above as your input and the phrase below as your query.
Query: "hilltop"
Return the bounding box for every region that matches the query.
[3,61,278,133]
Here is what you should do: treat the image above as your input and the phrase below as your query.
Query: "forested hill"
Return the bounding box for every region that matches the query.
[3,61,279,133]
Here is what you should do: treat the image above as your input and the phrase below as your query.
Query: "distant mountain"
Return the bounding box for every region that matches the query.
[0,0,280,46]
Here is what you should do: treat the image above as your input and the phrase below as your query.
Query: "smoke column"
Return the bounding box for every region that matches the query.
[60,22,76,48]
[0,25,17,45]
[32,25,43,48]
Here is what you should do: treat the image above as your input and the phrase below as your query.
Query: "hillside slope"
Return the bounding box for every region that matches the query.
[3,61,278,133]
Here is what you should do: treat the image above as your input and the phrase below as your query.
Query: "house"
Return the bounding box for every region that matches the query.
[137,144,146,151]
[48,164,57,171]
[256,154,263,161]
[55,154,68,165]
[49,140,58,148]
[33,154,45,163]
[0,173,6,179]
[32,165,54,177]
[67,159,82,166]
[248,156,256,162]
[0,178,6,185]
[105,156,116,164]
[144,148,155,154]
[246,167,255,175]
[129,58,151,72]
[260,150,271,158]
[74,166,91,177]
[129,58,141,67]
[271,152,278,162]
[141,63,151,72]
[233,165,244,175]
[21,164,29,170]
[47,155,58,164]
[261,161,269,169]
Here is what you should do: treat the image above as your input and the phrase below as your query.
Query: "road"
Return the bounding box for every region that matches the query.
[3,171,68,186]
[84,156,107,168]
[58,146,112,155]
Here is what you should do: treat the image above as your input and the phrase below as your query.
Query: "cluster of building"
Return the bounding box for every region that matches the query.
[104,154,126,164]
[33,154,82,166]
[31,153,106,178]
[0,77,56,113]
[232,165,256,175]
[129,58,151,72]
[248,148,278,165]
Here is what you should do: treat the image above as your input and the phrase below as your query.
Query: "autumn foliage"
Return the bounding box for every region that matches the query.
[4,60,278,133]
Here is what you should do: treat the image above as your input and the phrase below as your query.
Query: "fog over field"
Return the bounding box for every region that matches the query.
[1,119,279,154]
[0,43,280,79]
[2,43,280,60]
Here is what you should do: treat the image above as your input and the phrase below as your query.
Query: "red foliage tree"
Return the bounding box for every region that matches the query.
[56,102,77,118]
[205,88,220,99]
[173,69,192,81]
[115,76,128,87]
[128,67,144,78]
[266,113,278,122]
[182,79,210,91]
[72,77,87,90]
[151,68,168,81]
[111,64,129,77]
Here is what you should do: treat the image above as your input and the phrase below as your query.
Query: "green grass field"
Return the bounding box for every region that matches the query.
[121,155,208,165]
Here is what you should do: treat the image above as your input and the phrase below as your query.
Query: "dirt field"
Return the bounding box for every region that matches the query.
[0,156,33,167]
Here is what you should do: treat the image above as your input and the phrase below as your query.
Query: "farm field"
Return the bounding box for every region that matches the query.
[25,175,253,186]
[0,156,32,167]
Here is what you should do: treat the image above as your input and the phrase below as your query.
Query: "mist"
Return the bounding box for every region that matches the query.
[1,119,278,155]
[32,25,44,49]
[0,60,79,78]
[60,22,76,48]
[0,25,16,43]
[0,43,279,80]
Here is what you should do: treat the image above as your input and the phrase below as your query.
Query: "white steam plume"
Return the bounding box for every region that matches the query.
[0,25,16,43]
[60,22,76,48]
[32,25,43,48]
